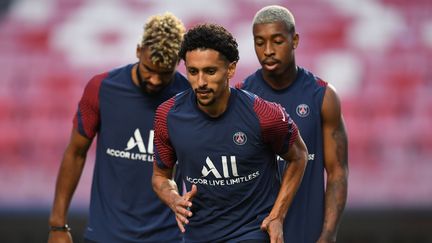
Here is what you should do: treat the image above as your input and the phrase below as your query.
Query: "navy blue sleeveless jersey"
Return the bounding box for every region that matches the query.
[73,63,190,242]
[153,88,299,243]
[237,67,327,243]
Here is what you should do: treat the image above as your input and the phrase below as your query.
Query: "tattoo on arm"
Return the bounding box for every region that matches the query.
[322,120,348,238]
[333,121,348,170]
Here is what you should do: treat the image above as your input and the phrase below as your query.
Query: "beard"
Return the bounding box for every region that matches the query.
[195,88,215,107]
[197,97,215,106]
[140,80,165,95]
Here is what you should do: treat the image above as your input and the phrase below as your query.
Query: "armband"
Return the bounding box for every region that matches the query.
[49,224,71,232]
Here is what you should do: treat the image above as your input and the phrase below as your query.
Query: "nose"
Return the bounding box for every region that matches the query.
[147,74,162,86]
[197,73,207,87]
[264,42,274,56]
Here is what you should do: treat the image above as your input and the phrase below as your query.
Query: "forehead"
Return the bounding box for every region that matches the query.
[253,21,290,37]
[185,49,227,67]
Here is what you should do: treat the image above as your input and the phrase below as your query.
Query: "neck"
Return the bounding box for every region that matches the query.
[262,65,298,90]
[131,63,141,87]
[135,63,145,84]
[198,87,231,118]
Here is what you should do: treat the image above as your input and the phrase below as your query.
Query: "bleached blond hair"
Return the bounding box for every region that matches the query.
[138,12,185,69]
[253,5,296,33]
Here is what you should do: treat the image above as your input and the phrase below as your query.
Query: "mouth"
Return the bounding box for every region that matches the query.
[147,85,162,92]
[196,89,211,94]
[262,59,279,71]
[195,89,212,99]
[140,80,163,93]
[142,84,164,95]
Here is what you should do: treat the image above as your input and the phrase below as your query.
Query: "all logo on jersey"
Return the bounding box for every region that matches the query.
[106,128,154,162]
[201,156,239,178]
[125,128,153,153]
[296,104,310,118]
[186,156,260,186]
[233,132,247,145]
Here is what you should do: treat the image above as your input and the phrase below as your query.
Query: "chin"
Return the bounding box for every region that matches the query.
[197,98,214,107]
[143,88,161,95]
[264,68,284,77]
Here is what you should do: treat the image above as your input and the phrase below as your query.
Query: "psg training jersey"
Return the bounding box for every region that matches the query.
[74,63,189,242]
[238,67,327,243]
[154,88,299,243]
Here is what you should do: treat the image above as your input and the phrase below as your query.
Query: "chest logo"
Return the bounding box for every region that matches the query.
[106,128,154,162]
[296,104,310,118]
[202,156,239,178]
[233,131,247,145]
[125,128,153,153]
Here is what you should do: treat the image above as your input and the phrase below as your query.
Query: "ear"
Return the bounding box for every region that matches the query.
[293,33,299,49]
[136,45,142,59]
[227,61,237,79]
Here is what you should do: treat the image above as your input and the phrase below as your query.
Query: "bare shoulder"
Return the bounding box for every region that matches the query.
[322,84,342,122]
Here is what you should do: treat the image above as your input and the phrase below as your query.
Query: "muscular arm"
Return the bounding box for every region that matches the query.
[152,163,196,233]
[48,128,92,242]
[261,134,308,242]
[318,85,349,243]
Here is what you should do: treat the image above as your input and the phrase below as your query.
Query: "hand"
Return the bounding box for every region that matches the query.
[47,231,73,243]
[260,215,284,243]
[171,184,198,233]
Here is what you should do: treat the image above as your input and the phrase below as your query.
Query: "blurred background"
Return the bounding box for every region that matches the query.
[0,0,431,242]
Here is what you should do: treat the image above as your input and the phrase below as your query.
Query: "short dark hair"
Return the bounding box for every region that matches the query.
[179,23,239,63]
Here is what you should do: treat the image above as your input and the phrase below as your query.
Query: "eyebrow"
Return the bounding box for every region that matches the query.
[271,33,287,38]
[187,66,218,70]
[143,63,157,73]
[255,32,286,38]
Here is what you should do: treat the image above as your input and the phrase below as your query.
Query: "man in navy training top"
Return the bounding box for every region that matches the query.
[48,13,189,243]
[152,23,308,243]
[237,5,349,243]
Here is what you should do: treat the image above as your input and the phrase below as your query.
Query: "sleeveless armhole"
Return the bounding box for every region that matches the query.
[316,77,329,111]
[73,72,107,139]
[316,78,328,88]
[153,97,177,169]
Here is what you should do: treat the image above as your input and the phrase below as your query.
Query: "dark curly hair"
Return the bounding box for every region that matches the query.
[179,23,239,63]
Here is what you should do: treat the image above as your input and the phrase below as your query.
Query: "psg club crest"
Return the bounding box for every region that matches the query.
[233,131,247,145]
[296,104,310,118]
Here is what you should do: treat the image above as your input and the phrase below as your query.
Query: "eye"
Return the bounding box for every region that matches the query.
[206,68,216,75]
[254,38,264,46]
[187,68,198,75]
[274,38,285,45]
[140,65,150,75]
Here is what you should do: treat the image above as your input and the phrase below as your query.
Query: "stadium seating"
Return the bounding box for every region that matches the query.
[0,0,431,209]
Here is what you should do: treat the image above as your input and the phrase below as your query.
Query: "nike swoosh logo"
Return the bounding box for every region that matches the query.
[278,106,286,122]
